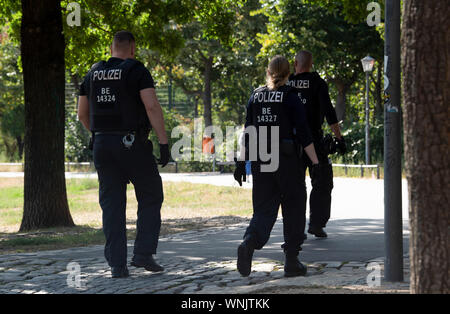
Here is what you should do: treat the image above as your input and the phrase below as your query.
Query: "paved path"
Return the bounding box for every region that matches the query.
[0,219,410,294]
[0,172,410,294]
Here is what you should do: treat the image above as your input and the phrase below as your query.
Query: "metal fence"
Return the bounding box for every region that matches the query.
[64,82,195,118]
[213,161,382,179]
[0,162,382,178]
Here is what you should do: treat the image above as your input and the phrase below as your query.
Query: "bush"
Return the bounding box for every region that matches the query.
[333,120,384,165]
[65,110,92,162]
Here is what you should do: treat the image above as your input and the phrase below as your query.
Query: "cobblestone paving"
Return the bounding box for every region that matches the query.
[0,226,410,294]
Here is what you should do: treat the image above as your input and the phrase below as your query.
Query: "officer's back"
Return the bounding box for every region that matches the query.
[235,55,320,278]
[77,31,169,279]
[288,71,337,141]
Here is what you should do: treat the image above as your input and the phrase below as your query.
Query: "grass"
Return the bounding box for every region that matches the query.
[0,178,253,254]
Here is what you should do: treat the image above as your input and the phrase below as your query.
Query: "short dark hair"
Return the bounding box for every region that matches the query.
[112,30,135,50]
[295,50,313,69]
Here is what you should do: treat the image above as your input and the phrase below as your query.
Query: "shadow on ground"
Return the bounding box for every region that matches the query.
[157,219,410,264]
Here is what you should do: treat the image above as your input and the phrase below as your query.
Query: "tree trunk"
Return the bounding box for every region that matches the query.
[20,0,74,231]
[334,81,348,122]
[402,0,449,293]
[194,97,199,118]
[16,136,24,160]
[202,56,213,127]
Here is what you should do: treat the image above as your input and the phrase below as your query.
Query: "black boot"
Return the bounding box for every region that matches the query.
[284,252,307,277]
[237,236,256,277]
[111,265,129,278]
[131,255,164,272]
[308,225,328,238]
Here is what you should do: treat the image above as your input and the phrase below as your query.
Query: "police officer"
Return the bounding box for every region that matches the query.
[288,50,347,238]
[234,55,320,278]
[77,31,169,278]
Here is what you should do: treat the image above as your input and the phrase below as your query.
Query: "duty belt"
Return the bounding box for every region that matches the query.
[94,131,134,136]
[94,131,136,149]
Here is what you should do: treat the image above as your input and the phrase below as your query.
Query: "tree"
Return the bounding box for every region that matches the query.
[214,0,267,126]
[174,22,223,128]
[19,0,74,230]
[0,35,25,160]
[307,0,385,25]
[402,0,449,293]
[170,1,243,127]
[257,0,383,121]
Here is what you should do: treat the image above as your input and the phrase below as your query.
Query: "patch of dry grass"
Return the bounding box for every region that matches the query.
[0,178,253,253]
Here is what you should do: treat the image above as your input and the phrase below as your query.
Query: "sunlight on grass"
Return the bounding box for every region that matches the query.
[0,177,253,254]
[0,178,253,233]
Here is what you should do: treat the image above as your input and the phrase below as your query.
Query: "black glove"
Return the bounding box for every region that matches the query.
[310,163,320,181]
[335,136,347,155]
[234,158,246,186]
[158,143,170,167]
[321,134,337,155]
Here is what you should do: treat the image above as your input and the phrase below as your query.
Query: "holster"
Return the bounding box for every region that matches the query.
[88,132,95,151]
[280,140,302,159]
[320,134,337,156]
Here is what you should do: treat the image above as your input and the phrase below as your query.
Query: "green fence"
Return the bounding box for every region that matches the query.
[65,82,195,119]
[155,84,195,118]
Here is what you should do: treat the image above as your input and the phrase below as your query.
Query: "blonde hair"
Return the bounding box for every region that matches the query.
[266,55,291,90]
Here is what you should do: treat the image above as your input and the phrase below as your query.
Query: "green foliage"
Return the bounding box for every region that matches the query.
[61,0,242,75]
[257,0,383,82]
[0,0,389,166]
[149,106,187,161]
[213,0,268,125]
[0,104,24,138]
[256,0,385,164]
[65,110,92,162]
[307,0,385,24]
[336,121,384,164]
[0,32,24,161]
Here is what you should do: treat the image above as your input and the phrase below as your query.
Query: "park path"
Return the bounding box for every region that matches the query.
[0,172,410,293]
[0,220,410,294]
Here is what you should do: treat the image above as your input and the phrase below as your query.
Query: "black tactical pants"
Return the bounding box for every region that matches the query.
[93,134,163,267]
[302,141,334,228]
[244,147,307,254]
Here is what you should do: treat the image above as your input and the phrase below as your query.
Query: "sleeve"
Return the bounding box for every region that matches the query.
[79,73,90,96]
[242,94,255,161]
[244,94,254,128]
[318,79,339,125]
[290,93,313,148]
[137,66,155,90]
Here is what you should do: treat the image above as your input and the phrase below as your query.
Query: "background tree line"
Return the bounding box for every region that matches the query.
[1,0,384,165]
[0,0,448,294]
